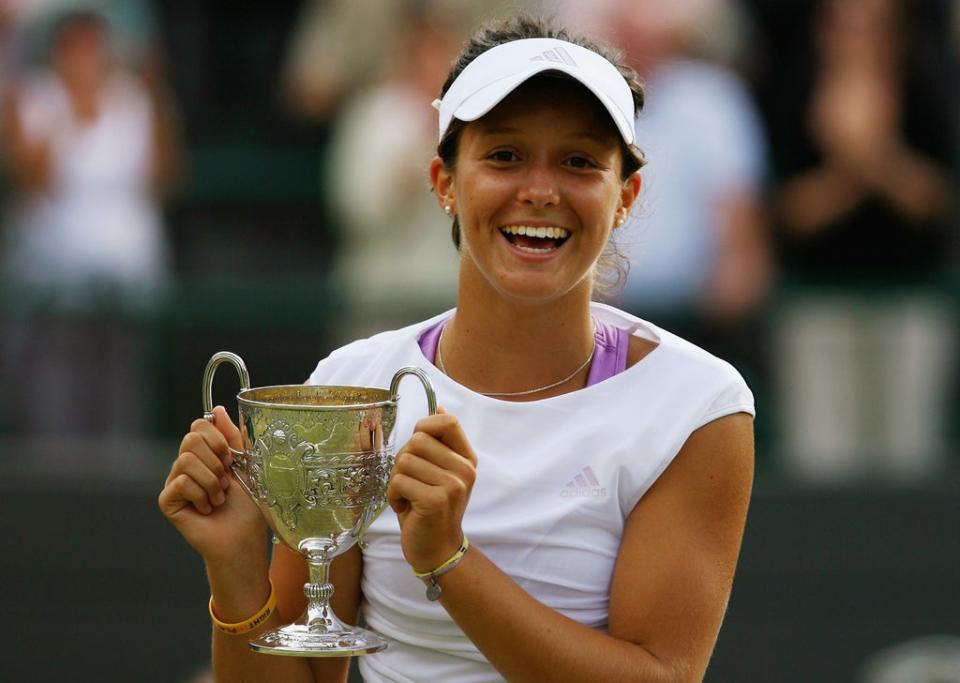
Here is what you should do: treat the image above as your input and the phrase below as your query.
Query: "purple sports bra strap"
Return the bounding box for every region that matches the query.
[418,315,629,388]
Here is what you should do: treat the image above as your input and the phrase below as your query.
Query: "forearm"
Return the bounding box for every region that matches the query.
[212,614,315,683]
[207,556,316,683]
[777,165,864,235]
[436,547,685,683]
[872,145,952,222]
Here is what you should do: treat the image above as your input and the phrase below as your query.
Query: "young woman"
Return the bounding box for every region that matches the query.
[159,16,755,683]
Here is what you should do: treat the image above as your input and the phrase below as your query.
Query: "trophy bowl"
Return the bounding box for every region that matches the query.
[202,351,436,657]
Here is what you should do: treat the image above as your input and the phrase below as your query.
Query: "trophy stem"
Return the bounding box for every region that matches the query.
[248,550,387,656]
[304,556,345,633]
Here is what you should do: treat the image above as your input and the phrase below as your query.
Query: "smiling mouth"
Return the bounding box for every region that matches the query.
[500,225,571,254]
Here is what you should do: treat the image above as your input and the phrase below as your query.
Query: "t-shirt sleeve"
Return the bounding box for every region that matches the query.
[692,369,756,431]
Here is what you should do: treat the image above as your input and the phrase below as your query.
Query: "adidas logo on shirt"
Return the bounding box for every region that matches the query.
[530,46,578,67]
[560,466,607,498]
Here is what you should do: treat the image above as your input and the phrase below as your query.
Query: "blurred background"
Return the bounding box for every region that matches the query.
[0,0,957,681]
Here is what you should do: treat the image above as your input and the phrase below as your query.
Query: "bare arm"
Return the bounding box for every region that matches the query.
[392,412,754,682]
[2,93,52,193]
[704,191,773,320]
[159,407,339,683]
[776,164,866,237]
[147,83,183,198]
[866,143,952,224]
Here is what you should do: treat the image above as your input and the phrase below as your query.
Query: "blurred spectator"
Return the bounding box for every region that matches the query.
[767,0,957,481]
[325,9,461,340]
[0,8,180,435]
[586,0,772,378]
[282,0,553,122]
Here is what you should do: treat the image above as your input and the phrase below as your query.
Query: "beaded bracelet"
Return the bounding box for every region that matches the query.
[413,537,470,601]
[209,580,277,635]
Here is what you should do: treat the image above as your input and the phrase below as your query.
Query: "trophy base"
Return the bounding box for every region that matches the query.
[249,623,387,657]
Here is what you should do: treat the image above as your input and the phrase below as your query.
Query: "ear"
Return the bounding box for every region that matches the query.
[618,171,642,216]
[430,156,455,210]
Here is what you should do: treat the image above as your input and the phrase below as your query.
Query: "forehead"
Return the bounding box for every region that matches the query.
[470,74,621,142]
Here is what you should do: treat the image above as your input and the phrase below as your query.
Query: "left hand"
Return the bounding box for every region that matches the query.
[387,408,478,573]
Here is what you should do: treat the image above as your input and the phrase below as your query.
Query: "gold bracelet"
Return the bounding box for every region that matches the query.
[412,537,470,601]
[209,580,277,635]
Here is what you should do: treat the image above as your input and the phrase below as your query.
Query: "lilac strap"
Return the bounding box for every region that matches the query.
[418,317,628,387]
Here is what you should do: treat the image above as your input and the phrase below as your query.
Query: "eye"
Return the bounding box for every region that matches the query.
[487,149,519,163]
[565,155,597,169]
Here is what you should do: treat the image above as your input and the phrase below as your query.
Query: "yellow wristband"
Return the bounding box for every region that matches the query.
[209,580,277,635]
[412,537,470,601]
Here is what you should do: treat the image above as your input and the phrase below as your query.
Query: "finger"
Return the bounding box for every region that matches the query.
[394,440,477,486]
[189,417,231,462]
[171,451,227,508]
[412,411,478,467]
[212,405,243,453]
[387,472,436,514]
[174,431,230,489]
[393,450,470,491]
[162,472,215,516]
[403,431,477,483]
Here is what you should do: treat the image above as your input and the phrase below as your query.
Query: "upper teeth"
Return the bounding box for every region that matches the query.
[501,225,570,239]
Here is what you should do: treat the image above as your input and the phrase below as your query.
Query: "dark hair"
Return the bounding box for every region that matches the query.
[436,14,646,297]
[52,9,108,43]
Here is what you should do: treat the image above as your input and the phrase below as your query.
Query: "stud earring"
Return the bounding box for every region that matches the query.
[444,205,453,216]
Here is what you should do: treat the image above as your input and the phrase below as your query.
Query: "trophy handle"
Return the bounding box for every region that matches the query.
[356,367,437,550]
[202,351,251,421]
[201,352,258,501]
[389,366,437,416]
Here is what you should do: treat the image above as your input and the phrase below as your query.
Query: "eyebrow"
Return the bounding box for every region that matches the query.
[478,126,614,146]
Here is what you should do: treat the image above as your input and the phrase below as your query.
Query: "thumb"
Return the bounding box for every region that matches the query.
[212,405,243,452]
[434,405,447,416]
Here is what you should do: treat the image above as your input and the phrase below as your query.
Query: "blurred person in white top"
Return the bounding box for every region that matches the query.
[0,8,179,436]
[2,8,178,309]
[326,10,462,339]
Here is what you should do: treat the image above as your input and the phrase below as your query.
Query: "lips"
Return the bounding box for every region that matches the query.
[499,225,570,253]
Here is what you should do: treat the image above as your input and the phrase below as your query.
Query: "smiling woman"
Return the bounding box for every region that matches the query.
[159,13,756,683]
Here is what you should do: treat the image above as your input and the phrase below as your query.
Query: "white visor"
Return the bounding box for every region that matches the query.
[432,38,636,146]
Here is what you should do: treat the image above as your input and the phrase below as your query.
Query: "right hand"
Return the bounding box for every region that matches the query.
[158,406,267,565]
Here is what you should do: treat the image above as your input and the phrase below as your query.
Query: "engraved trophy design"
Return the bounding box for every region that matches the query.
[202,351,436,656]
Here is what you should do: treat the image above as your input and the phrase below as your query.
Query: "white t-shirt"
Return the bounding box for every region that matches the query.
[307,303,755,682]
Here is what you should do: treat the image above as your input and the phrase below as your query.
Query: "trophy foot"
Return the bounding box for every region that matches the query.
[249,624,387,657]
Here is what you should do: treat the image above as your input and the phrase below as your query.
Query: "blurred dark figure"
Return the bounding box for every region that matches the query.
[767,0,957,481]
[0,9,181,436]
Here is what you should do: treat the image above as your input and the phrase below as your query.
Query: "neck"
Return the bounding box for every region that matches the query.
[440,266,596,400]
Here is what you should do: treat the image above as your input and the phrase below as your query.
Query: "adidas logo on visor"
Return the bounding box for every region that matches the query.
[529,46,577,67]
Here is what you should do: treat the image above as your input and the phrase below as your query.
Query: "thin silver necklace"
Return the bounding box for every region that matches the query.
[436,320,597,398]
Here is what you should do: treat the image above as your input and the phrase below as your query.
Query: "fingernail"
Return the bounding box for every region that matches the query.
[215,491,226,506]
[221,476,230,490]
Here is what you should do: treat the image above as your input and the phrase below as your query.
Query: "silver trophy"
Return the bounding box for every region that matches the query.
[202,351,436,657]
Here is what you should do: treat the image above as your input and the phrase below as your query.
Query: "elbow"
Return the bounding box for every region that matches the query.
[624,642,707,683]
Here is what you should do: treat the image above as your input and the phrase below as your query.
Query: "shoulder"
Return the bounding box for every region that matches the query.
[594,303,755,421]
[654,325,756,423]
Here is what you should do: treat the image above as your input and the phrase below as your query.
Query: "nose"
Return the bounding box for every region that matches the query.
[516,160,560,208]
